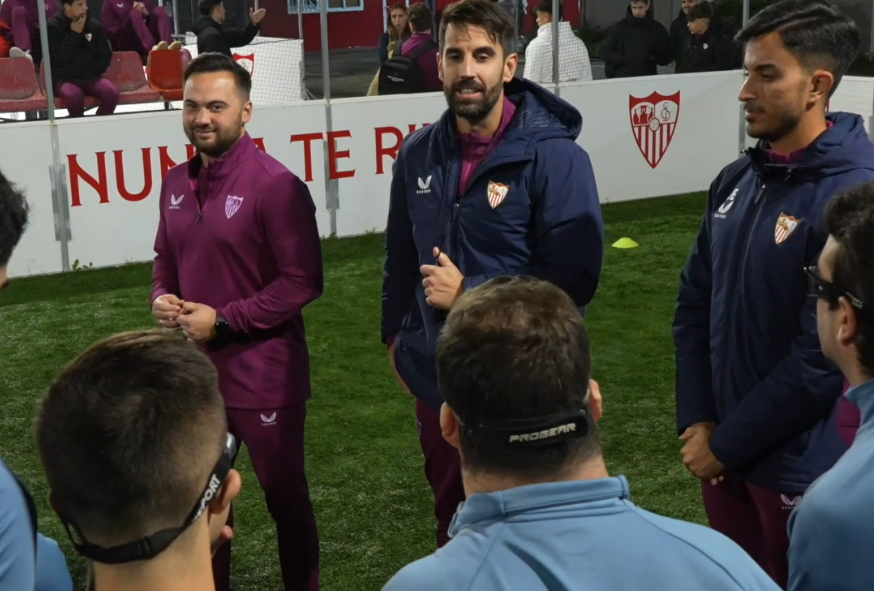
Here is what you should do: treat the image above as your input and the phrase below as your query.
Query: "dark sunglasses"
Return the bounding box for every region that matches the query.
[60,432,240,564]
[804,265,865,311]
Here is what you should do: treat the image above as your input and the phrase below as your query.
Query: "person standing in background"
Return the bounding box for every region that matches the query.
[193,0,265,58]
[600,0,671,78]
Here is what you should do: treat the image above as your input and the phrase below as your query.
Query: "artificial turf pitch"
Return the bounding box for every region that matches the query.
[0,191,709,590]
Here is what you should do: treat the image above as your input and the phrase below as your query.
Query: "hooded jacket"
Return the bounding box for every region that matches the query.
[381,78,604,411]
[192,14,259,57]
[46,8,112,84]
[601,6,671,78]
[673,112,874,492]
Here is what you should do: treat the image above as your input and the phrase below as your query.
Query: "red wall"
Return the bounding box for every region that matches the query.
[257,0,580,52]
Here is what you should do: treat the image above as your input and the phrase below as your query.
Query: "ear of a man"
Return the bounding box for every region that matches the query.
[440,403,461,450]
[206,470,242,541]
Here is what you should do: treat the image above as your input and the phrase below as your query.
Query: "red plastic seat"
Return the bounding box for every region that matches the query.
[147,48,192,101]
[0,57,48,112]
[104,51,161,105]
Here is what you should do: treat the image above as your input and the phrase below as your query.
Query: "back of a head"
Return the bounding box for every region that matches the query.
[406,2,432,33]
[36,331,228,556]
[439,0,515,58]
[536,0,563,21]
[436,276,598,481]
[736,0,859,95]
[0,169,29,272]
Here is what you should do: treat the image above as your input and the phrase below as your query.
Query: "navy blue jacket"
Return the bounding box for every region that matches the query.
[381,78,605,411]
[673,112,874,492]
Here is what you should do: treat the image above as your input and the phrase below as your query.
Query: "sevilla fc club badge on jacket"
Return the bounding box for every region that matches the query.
[487,181,509,209]
[775,213,800,244]
[233,53,255,76]
[629,91,681,169]
[225,195,244,219]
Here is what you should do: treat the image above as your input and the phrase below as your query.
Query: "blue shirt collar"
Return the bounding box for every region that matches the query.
[448,476,631,537]
[846,378,874,426]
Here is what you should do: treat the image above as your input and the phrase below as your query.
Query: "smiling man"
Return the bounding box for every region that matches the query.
[150,52,324,591]
[672,1,874,586]
[381,0,604,549]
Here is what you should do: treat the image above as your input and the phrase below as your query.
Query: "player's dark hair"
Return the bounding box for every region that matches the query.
[535,0,563,20]
[406,2,432,34]
[687,1,713,21]
[439,0,516,59]
[36,331,228,547]
[0,168,29,269]
[824,184,874,378]
[436,276,599,481]
[736,0,859,97]
[198,0,222,16]
[184,52,252,99]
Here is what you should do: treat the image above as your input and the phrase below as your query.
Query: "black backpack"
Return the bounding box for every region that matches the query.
[378,39,438,95]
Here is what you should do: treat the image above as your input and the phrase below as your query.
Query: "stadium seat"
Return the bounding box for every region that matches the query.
[147,48,192,102]
[38,60,98,110]
[0,57,48,113]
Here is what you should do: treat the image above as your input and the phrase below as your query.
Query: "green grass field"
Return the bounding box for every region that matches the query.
[0,191,709,591]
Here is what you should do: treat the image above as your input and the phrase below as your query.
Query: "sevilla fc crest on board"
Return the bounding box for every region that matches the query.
[233,53,255,76]
[225,196,244,219]
[629,91,681,169]
[487,181,509,209]
[774,213,799,244]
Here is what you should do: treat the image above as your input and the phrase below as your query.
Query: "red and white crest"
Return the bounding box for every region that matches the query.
[775,213,800,244]
[233,53,255,76]
[629,91,681,169]
[487,181,509,209]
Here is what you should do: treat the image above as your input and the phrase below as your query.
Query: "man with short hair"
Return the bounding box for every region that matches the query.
[399,2,440,92]
[382,276,780,591]
[35,330,241,591]
[523,0,592,84]
[683,1,734,73]
[600,0,671,78]
[786,183,874,591]
[382,0,603,548]
[673,1,874,586]
[193,0,265,58]
[151,52,323,591]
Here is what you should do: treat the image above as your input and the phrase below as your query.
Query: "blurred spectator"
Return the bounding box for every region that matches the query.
[101,0,179,65]
[382,276,781,591]
[46,0,119,118]
[600,0,671,78]
[378,2,410,64]
[682,1,734,72]
[193,0,264,58]
[523,0,592,84]
[0,0,59,63]
[397,1,440,92]
[670,0,698,72]
[35,330,241,591]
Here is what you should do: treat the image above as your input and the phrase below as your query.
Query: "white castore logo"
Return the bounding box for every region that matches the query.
[416,175,432,194]
[169,194,184,210]
[714,188,738,219]
[261,412,277,426]
[780,494,801,510]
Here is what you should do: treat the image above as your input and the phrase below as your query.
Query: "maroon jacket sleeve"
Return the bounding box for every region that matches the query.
[151,191,179,303]
[217,172,324,332]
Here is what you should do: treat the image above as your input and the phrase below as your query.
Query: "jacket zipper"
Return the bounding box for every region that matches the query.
[738,181,767,297]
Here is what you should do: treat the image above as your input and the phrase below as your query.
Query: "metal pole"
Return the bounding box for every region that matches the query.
[319,0,337,236]
[298,0,307,99]
[172,0,180,36]
[382,0,388,35]
[551,0,559,91]
[742,0,750,27]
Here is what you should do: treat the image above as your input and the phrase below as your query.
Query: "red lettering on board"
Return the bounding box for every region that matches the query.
[68,153,109,207]
[290,133,324,183]
[327,130,355,180]
[374,124,431,175]
[114,149,153,202]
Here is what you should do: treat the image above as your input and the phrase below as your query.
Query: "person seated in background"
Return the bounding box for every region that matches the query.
[35,330,242,591]
[681,1,734,72]
[378,2,410,64]
[46,0,119,118]
[101,0,179,65]
[193,0,264,58]
[398,1,440,92]
[523,0,592,84]
[786,182,874,591]
[600,0,671,78]
[0,0,59,62]
[382,275,781,591]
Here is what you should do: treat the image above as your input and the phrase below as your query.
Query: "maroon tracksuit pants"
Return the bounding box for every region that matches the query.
[415,399,466,547]
[108,8,172,60]
[212,404,319,591]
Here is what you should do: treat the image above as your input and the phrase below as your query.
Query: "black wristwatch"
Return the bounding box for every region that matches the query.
[215,314,232,339]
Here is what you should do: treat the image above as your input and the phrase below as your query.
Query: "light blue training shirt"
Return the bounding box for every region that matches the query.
[787,378,874,591]
[383,475,781,591]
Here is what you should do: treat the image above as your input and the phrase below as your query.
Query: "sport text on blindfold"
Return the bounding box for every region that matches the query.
[461,408,589,449]
[59,432,239,564]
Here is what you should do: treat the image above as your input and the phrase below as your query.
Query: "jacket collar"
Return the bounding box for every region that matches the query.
[187,131,256,180]
[448,476,631,537]
[846,379,874,429]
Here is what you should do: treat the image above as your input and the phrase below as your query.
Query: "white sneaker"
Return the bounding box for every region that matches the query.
[9,47,33,62]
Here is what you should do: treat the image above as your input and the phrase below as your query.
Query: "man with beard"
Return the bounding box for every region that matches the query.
[381,0,604,549]
[150,52,324,591]
[673,1,874,587]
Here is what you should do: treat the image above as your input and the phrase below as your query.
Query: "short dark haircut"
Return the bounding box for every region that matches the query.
[198,0,222,15]
[439,0,516,59]
[736,0,859,97]
[535,0,563,20]
[36,331,228,547]
[824,183,874,378]
[183,52,252,99]
[0,168,29,268]
[406,2,432,33]
[436,276,599,481]
[687,1,712,21]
